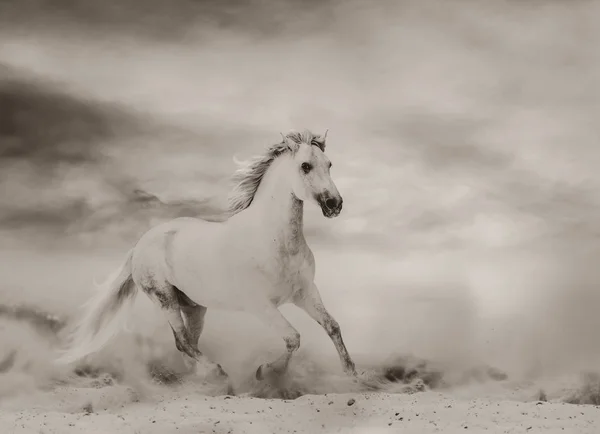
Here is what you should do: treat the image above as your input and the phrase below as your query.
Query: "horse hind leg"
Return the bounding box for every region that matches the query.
[140,281,227,382]
[175,288,208,373]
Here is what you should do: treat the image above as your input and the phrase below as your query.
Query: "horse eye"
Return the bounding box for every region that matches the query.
[301,162,312,173]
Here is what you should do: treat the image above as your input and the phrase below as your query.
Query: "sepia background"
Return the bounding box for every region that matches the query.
[1,0,600,402]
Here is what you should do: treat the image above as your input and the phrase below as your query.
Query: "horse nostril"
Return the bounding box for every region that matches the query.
[325,198,337,210]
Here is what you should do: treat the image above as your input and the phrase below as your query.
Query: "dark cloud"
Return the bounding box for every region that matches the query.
[0,68,226,242]
[0,0,333,40]
[0,198,89,230]
[0,65,142,167]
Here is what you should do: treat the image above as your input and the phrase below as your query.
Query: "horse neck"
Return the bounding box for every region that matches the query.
[249,156,305,251]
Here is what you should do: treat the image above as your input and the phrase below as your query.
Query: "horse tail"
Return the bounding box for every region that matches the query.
[56,249,138,365]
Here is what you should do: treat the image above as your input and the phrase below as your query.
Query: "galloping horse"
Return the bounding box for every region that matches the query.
[58,130,357,389]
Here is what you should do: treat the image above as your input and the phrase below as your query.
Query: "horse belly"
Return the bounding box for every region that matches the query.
[170,238,266,310]
[185,268,249,308]
[167,224,309,311]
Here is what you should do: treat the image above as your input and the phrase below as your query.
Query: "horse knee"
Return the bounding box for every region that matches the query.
[284,331,301,352]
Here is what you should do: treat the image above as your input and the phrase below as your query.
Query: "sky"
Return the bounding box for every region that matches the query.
[1,0,600,382]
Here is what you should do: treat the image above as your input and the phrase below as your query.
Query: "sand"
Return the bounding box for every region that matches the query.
[2,387,600,434]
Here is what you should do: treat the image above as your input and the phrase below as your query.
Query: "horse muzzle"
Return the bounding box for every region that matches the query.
[317,193,343,218]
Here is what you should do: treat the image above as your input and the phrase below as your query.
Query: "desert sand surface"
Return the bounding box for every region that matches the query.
[2,385,600,434]
[3,0,600,433]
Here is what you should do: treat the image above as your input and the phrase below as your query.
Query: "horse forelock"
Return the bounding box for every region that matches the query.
[227,129,326,215]
[285,129,326,152]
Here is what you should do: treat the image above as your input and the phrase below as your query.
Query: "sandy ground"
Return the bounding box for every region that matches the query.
[2,388,600,434]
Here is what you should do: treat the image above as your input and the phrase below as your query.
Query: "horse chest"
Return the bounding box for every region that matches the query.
[258,248,307,304]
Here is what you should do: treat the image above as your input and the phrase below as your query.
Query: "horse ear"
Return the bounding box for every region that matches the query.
[313,129,328,150]
[280,132,295,152]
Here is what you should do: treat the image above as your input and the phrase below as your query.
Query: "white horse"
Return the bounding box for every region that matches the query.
[58,129,358,390]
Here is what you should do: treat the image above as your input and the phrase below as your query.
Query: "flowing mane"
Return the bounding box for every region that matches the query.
[227,129,326,215]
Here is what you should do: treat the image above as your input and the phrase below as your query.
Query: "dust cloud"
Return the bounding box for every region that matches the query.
[1,0,600,406]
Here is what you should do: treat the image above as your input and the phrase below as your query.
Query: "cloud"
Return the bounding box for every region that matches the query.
[0,0,333,41]
[0,67,228,242]
[0,64,140,166]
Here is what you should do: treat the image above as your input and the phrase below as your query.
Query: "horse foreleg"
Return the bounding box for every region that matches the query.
[253,304,301,381]
[294,283,357,376]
